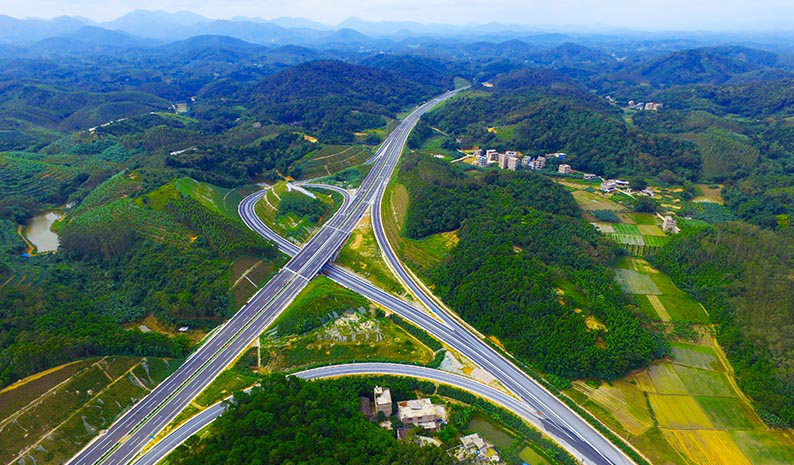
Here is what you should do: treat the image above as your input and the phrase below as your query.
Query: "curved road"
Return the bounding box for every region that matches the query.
[132,363,550,465]
[239,156,636,464]
[66,89,463,465]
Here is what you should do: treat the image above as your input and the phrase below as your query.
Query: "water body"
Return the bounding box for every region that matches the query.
[24,211,61,253]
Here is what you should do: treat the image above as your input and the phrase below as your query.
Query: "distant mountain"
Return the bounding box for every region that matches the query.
[181,20,301,45]
[0,15,86,43]
[465,40,538,61]
[29,26,153,55]
[628,46,779,86]
[360,54,452,89]
[102,10,209,39]
[529,42,615,67]
[268,17,332,30]
[318,28,374,48]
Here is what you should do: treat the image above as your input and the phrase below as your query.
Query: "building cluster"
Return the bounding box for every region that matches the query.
[662,215,679,234]
[599,179,631,193]
[448,433,501,464]
[473,148,560,171]
[365,386,448,438]
[628,100,663,111]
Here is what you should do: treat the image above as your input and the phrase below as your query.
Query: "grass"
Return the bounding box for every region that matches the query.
[0,359,95,420]
[731,430,794,465]
[335,213,408,297]
[670,342,723,371]
[648,394,714,428]
[175,177,254,219]
[193,369,258,408]
[630,213,659,225]
[673,365,735,397]
[293,145,373,180]
[381,180,457,279]
[658,294,709,323]
[254,181,342,244]
[613,224,642,235]
[696,396,759,430]
[1,357,178,465]
[614,269,661,295]
[572,190,623,211]
[272,275,369,336]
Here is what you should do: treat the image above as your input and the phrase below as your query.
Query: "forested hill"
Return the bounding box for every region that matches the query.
[651,222,794,426]
[423,70,701,181]
[398,155,666,381]
[171,375,452,465]
[247,60,441,143]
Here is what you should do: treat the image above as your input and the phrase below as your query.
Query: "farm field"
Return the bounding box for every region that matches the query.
[614,257,709,323]
[0,356,179,465]
[175,177,256,219]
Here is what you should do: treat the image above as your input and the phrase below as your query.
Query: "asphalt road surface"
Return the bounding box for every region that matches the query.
[131,363,557,465]
[65,88,462,465]
[238,149,636,464]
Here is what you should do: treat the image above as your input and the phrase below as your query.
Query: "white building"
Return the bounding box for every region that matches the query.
[583,173,597,180]
[507,156,518,171]
[374,386,392,417]
[558,164,571,174]
[397,399,445,431]
[498,152,510,170]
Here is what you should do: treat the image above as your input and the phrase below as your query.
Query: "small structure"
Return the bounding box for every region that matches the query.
[498,152,510,170]
[558,164,571,175]
[615,179,630,189]
[449,433,501,464]
[583,173,597,180]
[374,386,393,417]
[476,154,488,167]
[507,155,518,171]
[485,149,499,164]
[600,180,617,193]
[397,398,445,431]
[662,215,679,234]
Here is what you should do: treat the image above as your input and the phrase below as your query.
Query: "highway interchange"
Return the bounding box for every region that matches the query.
[68,88,637,465]
[66,89,462,465]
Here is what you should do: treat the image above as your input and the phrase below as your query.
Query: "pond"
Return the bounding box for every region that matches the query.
[24,211,61,253]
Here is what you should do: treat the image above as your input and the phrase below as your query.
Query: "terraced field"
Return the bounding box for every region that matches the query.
[293,145,373,180]
[0,356,179,465]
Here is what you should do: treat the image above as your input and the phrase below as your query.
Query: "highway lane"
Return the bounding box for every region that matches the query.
[367,147,634,465]
[131,363,549,465]
[240,193,629,465]
[238,133,636,464]
[65,89,461,465]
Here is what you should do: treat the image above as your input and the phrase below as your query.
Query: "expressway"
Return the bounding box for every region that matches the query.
[66,88,463,465]
[131,363,563,465]
[238,155,638,463]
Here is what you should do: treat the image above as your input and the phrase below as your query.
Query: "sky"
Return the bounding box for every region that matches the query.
[5,0,794,30]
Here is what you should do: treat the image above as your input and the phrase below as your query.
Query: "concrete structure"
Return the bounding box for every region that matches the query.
[615,180,630,189]
[498,152,510,170]
[476,154,488,167]
[507,155,518,171]
[548,152,567,160]
[485,149,499,163]
[583,173,597,180]
[460,433,501,464]
[374,386,392,417]
[600,180,617,193]
[533,156,546,170]
[398,398,444,431]
[558,164,571,174]
[662,215,679,234]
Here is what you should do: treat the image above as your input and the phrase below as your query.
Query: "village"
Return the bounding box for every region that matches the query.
[468,147,680,235]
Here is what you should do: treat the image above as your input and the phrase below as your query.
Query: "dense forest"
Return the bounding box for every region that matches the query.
[170,375,453,465]
[651,222,794,426]
[398,155,666,381]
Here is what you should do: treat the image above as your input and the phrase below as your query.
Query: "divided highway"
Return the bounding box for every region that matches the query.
[239,147,638,463]
[65,88,462,465]
[131,363,564,465]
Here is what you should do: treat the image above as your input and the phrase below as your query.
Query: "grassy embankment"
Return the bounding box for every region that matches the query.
[0,356,180,465]
[254,181,342,244]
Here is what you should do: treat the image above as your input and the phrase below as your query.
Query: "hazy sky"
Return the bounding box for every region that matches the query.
[6,0,794,30]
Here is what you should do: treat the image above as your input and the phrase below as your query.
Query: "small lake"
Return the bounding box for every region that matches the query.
[25,211,61,253]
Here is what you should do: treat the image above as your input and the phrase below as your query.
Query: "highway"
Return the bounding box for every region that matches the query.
[65,88,463,465]
[131,363,562,465]
[238,148,637,464]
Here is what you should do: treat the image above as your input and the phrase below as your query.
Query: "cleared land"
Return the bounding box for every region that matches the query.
[0,356,178,465]
[294,145,373,179]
